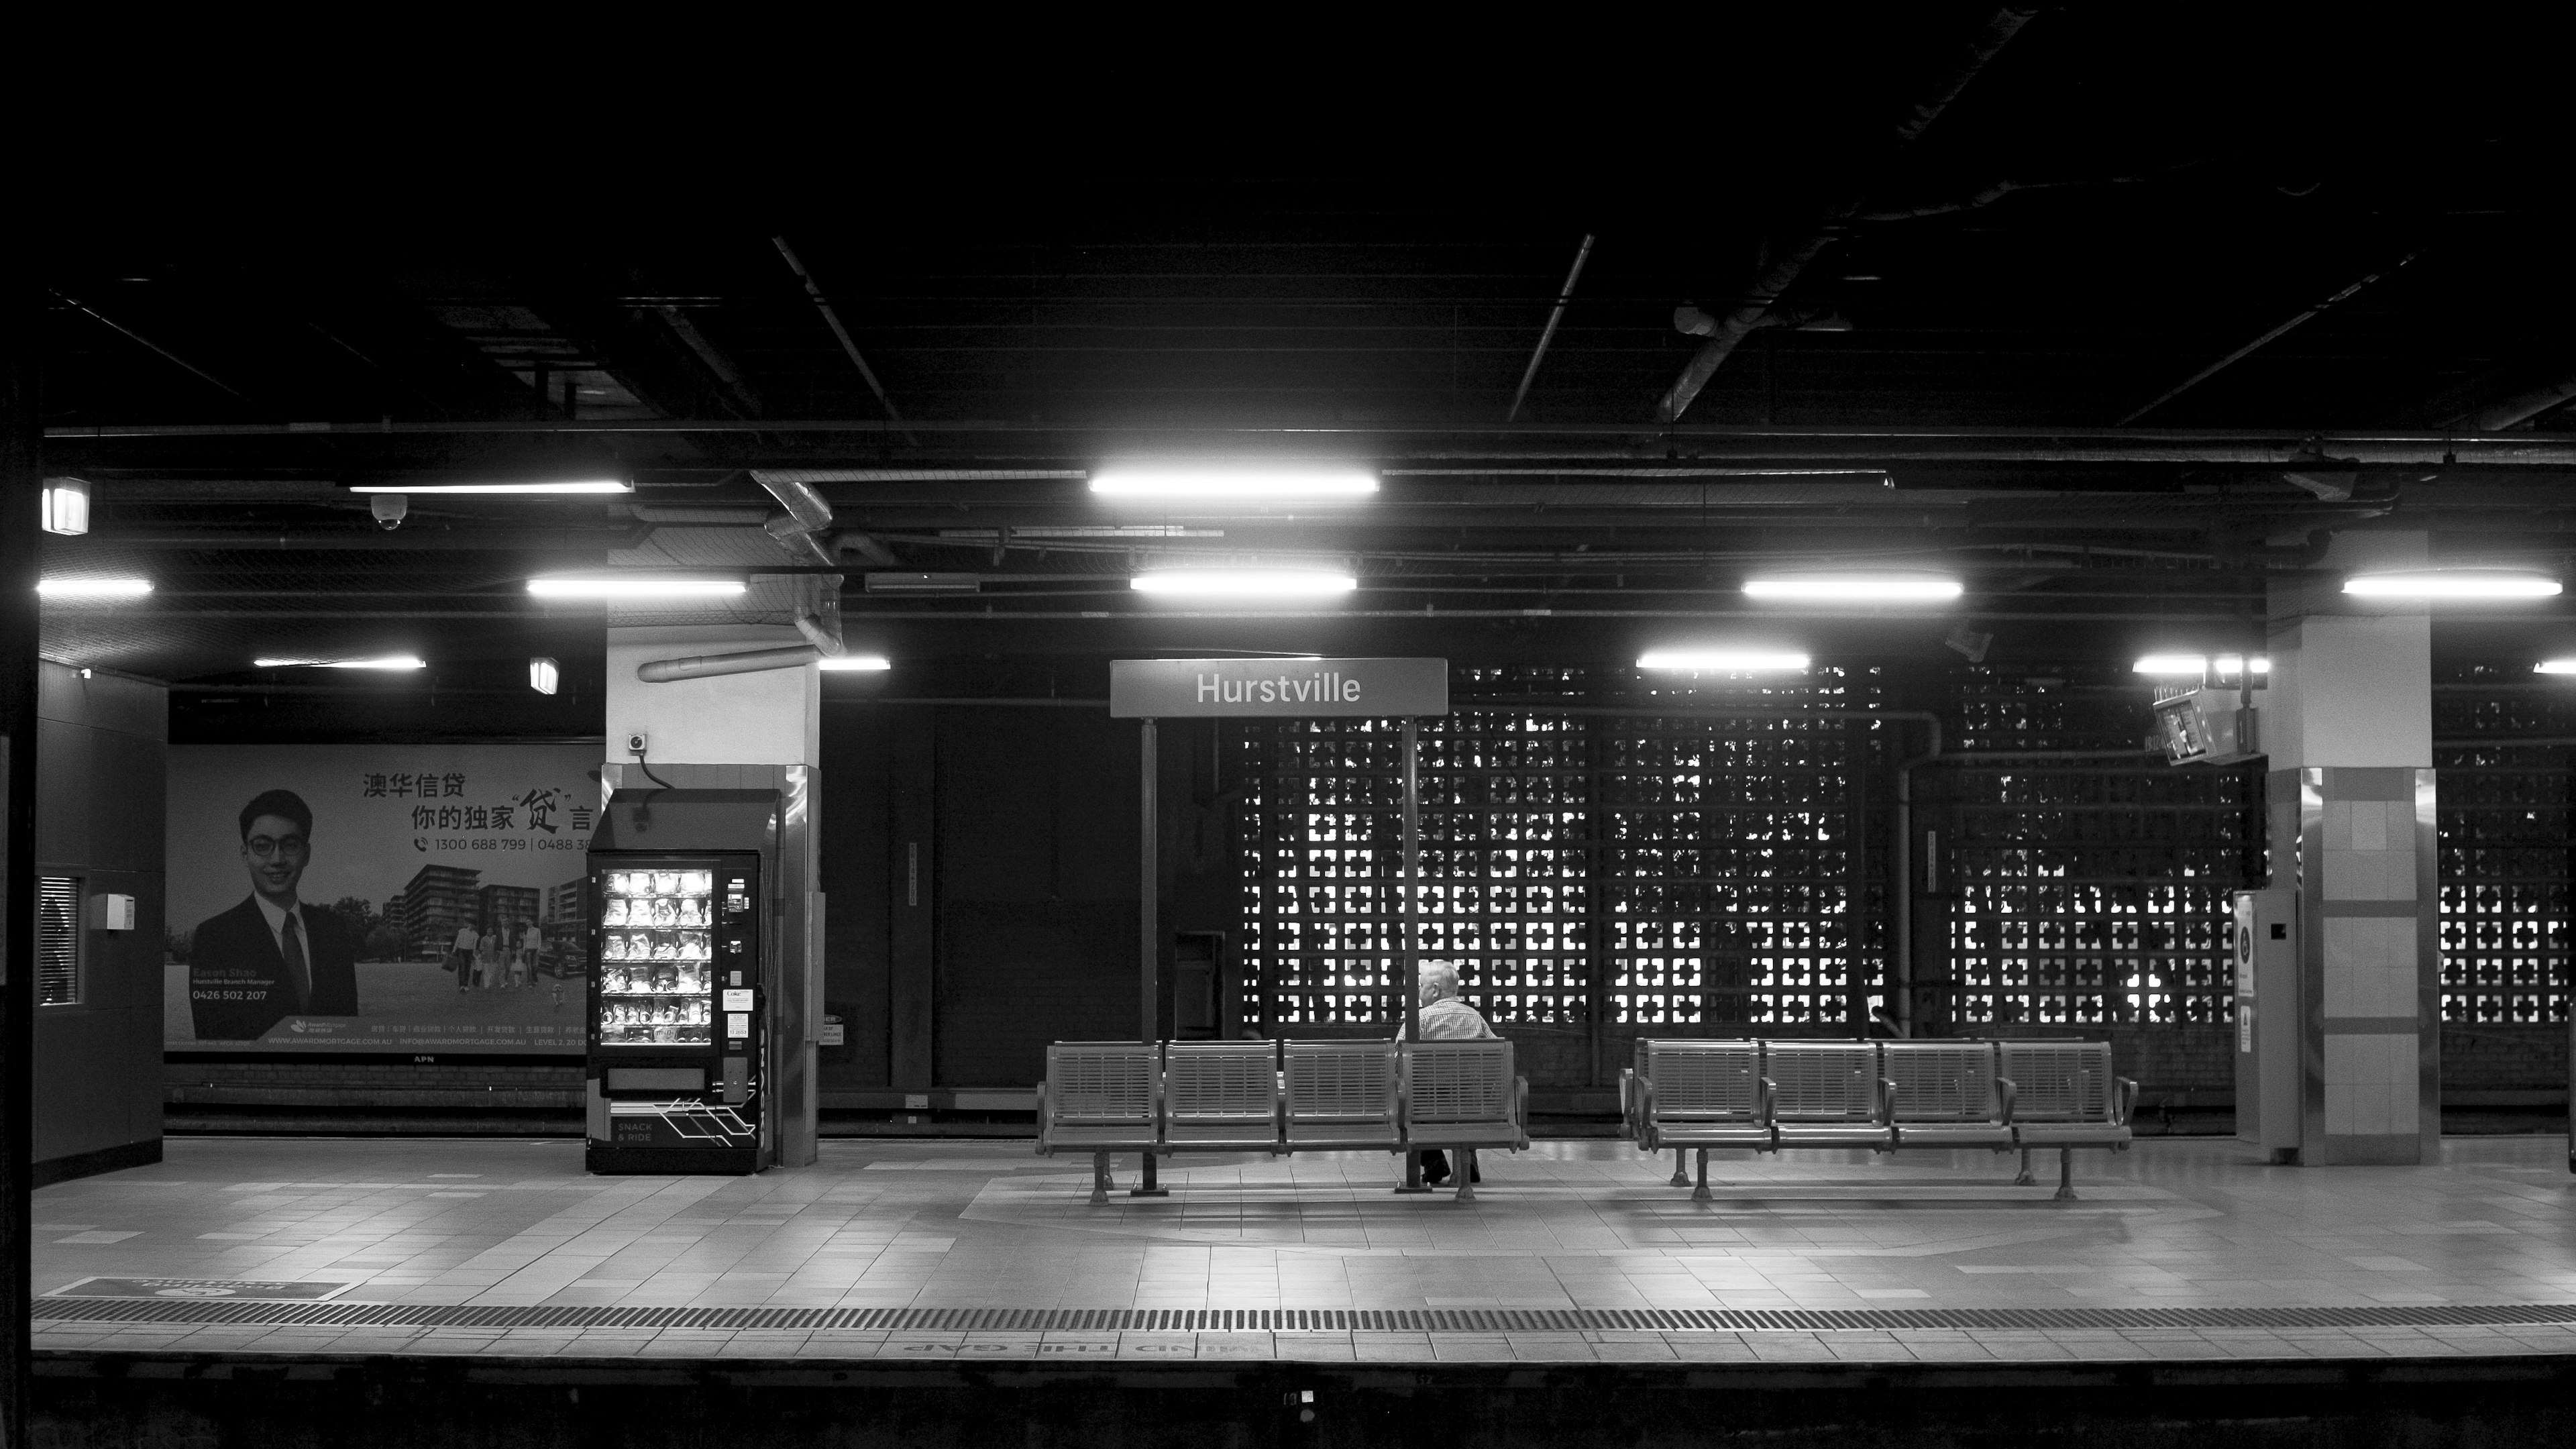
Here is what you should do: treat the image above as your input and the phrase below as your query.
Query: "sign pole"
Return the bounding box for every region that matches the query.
[1134,716,1166,1197]
[1396,716,1432,1193]
[1403,716,1421,1044]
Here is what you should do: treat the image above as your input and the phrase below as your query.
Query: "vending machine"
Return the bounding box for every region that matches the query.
[2233,888,2300,1161]
[584,851,766,1174]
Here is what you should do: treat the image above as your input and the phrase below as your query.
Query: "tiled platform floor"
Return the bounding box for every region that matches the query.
[32,1134,2576,1364]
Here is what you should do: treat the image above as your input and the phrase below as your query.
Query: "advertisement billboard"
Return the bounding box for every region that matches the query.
[164,744,599,1055]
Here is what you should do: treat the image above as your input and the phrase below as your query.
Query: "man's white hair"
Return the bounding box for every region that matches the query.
[1417,961,1463,1000]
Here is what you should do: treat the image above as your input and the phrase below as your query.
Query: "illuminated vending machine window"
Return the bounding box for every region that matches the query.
[584,853,765,1174]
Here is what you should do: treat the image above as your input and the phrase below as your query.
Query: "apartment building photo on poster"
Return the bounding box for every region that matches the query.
[162,743,600,1053]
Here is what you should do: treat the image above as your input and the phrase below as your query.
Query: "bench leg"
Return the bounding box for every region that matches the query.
[1089,1152,1112,1204]
[2014,1147,2036,1187]
[1130,1151,1170,1197]
[2053,1147,2078,1202]
[1692,1148,1712,1203]
[1669,1148,1690,1187]
[1454,1148,1477,1203]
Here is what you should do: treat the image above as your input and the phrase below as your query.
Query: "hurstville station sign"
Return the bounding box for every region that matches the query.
[1109,657,1449,718]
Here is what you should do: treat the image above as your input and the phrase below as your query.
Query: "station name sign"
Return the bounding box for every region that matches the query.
[1110,657,1448,718]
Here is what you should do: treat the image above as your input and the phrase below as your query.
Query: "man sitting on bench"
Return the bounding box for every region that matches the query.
[1415,961,1495,1186]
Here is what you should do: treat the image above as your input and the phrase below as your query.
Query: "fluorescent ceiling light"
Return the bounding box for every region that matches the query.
[2343,570,2561,599]
[816,655,892,672]
[1638,649,1811,672]
[351,479,633,494]
[527,576,747,598]
[1130,570,1359,597]
[1089,467,1379,499]
[255,655,426,671]
[36,577,152,598]
[1743,574,1964,602]
[2134,654,2269,676]
[2536,659,2576,676]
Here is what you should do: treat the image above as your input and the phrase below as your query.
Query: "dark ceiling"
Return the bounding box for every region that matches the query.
[30,6,2576,722]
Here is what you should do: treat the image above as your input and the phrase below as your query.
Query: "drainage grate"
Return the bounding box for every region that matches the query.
[32,1300,2576,1334]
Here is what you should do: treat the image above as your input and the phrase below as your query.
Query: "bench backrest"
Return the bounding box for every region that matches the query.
[1283,1040,1398,1123]
[1044,1042,1159,1124]
[1642,1040,1764,1120]
[1404,1040,1515,1124]
[1164,1041,1279,1122]
[1996,1041,2117,1123]
[1764,1041,1881,1120]
[1882,1041,2000,1122]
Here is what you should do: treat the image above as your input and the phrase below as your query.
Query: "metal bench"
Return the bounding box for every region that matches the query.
[1622,1036,2137,1200]
[1034,1040,1163,1203]
[1399,1040,1529,1201]
[1036,1038,1529,1202]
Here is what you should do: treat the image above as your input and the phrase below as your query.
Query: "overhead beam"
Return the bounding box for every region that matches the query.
[1654,6,2041,422]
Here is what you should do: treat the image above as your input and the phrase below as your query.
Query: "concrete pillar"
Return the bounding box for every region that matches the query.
[2265,535,2440,1165]
[604,626,823,1167]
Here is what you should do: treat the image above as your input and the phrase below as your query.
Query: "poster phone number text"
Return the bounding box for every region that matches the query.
[431,836,590,852]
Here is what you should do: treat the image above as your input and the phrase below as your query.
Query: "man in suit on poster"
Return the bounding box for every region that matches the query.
[188,788,362,1040]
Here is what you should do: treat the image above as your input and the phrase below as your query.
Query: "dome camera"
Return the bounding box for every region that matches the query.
[371,492,409,531]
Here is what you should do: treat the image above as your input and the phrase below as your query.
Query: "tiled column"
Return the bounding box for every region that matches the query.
[2264,537,2440,1165]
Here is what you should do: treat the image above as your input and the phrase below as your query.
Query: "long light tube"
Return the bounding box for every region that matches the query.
[816,655,892,672]
[1743,574,1964,602]
[1090,467,1379,499]
[255,655,427,670]
[2134,654,2270,676]
[528,576,747,598]
[2536,659,2576,676]
[1637,649,1811,671]
[351,479,633,494]
[2343,570,2561,598]
[1130,570,1358,597]
[36,577,153,598]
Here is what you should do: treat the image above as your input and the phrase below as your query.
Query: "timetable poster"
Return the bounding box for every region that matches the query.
[165,744,599,1054]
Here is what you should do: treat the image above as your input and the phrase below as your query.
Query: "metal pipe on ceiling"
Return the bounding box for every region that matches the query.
[46,420,2576,467]
[2458,372,2576,432]
[1653,5,2043,423]
[635,645,823,682]
[1506,234,1595,423]
[771,236,918,447]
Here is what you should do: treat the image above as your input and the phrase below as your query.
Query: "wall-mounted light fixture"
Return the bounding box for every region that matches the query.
[1130,570,1359,597]
[40,478,91,535]
[1636,649,1811,671]
[2343,570,2561,599]
[254,655,427,670]
[1743,572,1964,602]
[529,657,561,694]
[528,576,747,598]
[1091,466,1378,500]
[36,577,152,599]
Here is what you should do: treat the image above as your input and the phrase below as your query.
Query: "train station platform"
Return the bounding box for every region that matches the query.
[29,1134,2576,1367]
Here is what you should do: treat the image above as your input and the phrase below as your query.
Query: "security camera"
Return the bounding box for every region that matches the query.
[371,493,409,531]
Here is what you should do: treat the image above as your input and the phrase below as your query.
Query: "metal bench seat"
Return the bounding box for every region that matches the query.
[1399,1040,1528,1201]
[1036,1041,1165,1201]
[2000,1040,2137,1199]
[1884,1040,2015,1148]
[1766,1041,1894,1150]
[1282,1040,1403,1151]
[1163,1040,1283,1150]
[1625,1039,1776,1199]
